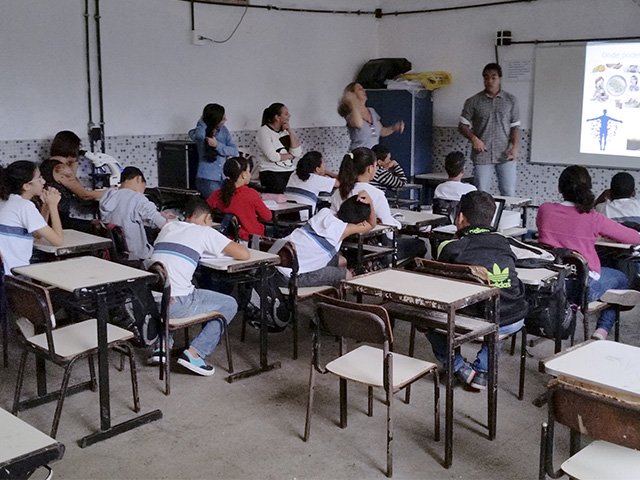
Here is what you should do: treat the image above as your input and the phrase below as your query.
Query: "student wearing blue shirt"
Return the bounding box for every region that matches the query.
[189,103,239,198]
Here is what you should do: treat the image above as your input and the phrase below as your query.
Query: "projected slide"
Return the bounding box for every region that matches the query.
[580,42,640,157]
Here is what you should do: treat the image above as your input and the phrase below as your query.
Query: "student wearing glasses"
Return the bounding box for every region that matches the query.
[0,161,64,273]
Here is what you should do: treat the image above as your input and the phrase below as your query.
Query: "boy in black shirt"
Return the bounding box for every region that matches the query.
[427,190,527,390]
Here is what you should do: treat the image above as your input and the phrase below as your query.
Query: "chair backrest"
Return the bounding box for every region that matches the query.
[146,262,171,321]
[252,236,298,272]
[212,209,240,242]
[490,198,506,230]
[5,275,55,349]
[548,379,640,450]
[432,197,459,224]
[551,248,590,311]
[414,257,489,285]
[91,219,131,264]
[314,293,391,346]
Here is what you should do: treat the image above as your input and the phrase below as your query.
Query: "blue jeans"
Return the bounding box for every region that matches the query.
[195,178,223,199]
[427,319,524,374]
[587,267,629,332]
[169,289,238,358]
[474,161,517,196]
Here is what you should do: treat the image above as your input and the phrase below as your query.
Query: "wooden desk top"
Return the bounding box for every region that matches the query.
[33,229,112,255]
[494,195,533,208]
[343,268,498,310]
[13,256,152,292]
[199,248,280,272]
[596,238,636,250]
[0,407,61,464]
[516,267,558,286]
[390,208,447,228]
[544,340,640,398]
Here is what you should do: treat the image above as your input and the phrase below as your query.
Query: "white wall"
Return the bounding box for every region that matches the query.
[378,0,640,128]
[1,0,379,140]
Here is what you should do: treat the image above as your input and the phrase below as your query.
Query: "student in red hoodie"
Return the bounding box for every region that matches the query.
[207,156,272,242]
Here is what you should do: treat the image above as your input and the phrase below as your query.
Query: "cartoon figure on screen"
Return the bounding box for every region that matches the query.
[630,75,639,92]
[586,109,623,151]
[591,76,609,102]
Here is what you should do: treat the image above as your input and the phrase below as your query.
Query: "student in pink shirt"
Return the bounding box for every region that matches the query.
[537,165,640,340]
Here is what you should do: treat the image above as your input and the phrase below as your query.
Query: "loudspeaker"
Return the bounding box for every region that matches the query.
[156,140,198,190]
[496,30,512,46]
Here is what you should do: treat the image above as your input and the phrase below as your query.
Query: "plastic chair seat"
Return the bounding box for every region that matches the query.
[26,319,133,359]
[561,440,640,480]
[327,345,437,389]
[168,311,224,329]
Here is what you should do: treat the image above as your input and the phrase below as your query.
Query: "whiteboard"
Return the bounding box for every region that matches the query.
[530,44,640,170]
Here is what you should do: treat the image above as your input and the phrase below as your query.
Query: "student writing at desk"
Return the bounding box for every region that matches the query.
[149,198,249,376]
[0,161,63,274]
[537,165,640,340]
[100,167,175,264]
[426,191,527,390]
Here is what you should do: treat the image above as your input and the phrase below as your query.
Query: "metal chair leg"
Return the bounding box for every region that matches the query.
[614,308,621,342]
[433,369,440,442]
[121,343,140,413]
[405,324,417,404]
[386,383,393,478]
[88,355,97,392]
[51,358,79,438]
[222,319,234,374]
[303,364,316,442]
[292,302,298,360]
[339,378,348,428]
[518,328,527,401]
[13,350,28,414]
[367,386,373,417]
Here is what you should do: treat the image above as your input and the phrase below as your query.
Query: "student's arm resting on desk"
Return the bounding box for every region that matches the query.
[597,213,640,244]
[222,240,250,260]
[251,190,273,222]
[139,197,168,229]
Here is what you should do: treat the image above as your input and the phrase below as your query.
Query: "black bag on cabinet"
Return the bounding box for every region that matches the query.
[355,58,412,89]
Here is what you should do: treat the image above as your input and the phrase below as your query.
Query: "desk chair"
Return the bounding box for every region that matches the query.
[539,378,640,479]
[431,198,458,224]
[90,220,140,268]
[305,294,440,478]
[211,209,241,242]
[7,275,139,438]
[247,236,337,360]
[147,262,233,395]
[384,258,527,400]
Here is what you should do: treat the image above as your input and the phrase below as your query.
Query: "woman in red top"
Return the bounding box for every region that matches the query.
[207,157,272,241]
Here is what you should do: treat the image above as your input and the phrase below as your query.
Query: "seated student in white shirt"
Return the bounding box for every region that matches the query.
[0,161,64,274]
[330,147,426,262]
[284,151,337,219]
[276,191,376,288]
[595,172,640,225]
[149,198,249,376]
[433,151,477,202]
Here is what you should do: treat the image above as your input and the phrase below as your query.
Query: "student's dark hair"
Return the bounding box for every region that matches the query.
[185,197,212,219]
[336,195,371,224]
[296,151,323,181]
[459,191,496,227]
[444,151,466,178]
[0,160,38,201]
[371,144,390,161]
[261,103,285,126]
[558,165,595,213]
[202,103,225,137]
[482,63,502,77]
[337,82,359,118]
[220,156,250,207]
[610,172,635,200]
[50,130,81,158]
[120,166,146,184]
[338,147,376,200]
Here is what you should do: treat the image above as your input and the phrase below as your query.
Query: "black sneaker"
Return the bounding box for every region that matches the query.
[470,371,487,391]
[248,319,287,333]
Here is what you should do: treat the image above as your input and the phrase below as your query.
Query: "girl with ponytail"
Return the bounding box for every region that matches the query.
[207,157,272,241]
[0,161,64,273]
[537,165,640,340]
[329,147,426,261]
[284,151,337,218]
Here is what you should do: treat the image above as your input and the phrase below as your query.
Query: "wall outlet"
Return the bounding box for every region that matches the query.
[191,30,206,46]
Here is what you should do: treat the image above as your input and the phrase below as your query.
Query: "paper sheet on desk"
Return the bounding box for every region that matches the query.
[432,224,457,234]
[200,253,235,263]
[263,200,279,209]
